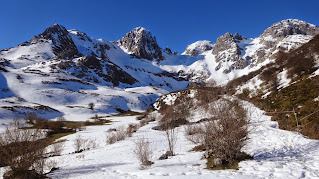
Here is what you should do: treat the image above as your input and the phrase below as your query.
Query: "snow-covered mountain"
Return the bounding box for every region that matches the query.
[116,27,165,61]
[0,19,319,125]
[163,19,319,85]
[182,40,214,56]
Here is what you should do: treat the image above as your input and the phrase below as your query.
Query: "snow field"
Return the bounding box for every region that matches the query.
[38,101,319,178]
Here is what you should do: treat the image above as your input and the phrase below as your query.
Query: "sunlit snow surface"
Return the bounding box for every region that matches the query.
[16,101,313,179]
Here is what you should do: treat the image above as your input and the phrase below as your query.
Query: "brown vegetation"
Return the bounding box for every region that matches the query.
[133,137,153,169]
[0,119,51,178]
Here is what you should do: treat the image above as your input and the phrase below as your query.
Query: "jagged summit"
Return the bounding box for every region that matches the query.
[260,19,319,38]
[212,32,247,73]
[117,27,165,61]
[37,24,79,58]
[132,26,147,33]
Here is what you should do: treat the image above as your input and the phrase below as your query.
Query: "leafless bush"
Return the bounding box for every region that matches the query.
[106,125,127,144]
[86,138,98,149]
[202,99,249,164]
[184,123,203,136]
[32,158,58,175]
[73,135,85,152]
[184,124,205,144]
[139,119,149,127]
[0,119,49,177]
[50,141,65,156]
[134,137,153,169]
[126,123,139,137]
[73,135,98,152]
[115,126,127,140]
[106,133,117,145]
[161,120,178,156]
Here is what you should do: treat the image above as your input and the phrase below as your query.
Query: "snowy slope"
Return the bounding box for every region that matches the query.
[20,100,314,179]
[182,40,214,56]
[0,25,191,128]
[1,19,319,128]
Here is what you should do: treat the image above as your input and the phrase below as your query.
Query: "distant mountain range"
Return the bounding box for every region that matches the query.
[0,19,318,124]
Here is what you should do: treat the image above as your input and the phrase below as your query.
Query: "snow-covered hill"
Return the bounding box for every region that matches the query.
[0,19,319,128]
[14,99,318,178]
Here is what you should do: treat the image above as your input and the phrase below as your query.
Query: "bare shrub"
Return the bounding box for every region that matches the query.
[50,141,65,156]
[106,125,127,144]
[161,119,178,156]
[33,159,58,175]
[184,123,203,136]
[86,138,98,149]
[202,99,249,164]
[134,137,153,169]
[139,119,149,127]
[73,135,85,152]
[73,135,98,152]
[184,124,204,144]
[106,133,117,145]
[126,123,139,137]
[115,126,127,141]
[0,119,49,177]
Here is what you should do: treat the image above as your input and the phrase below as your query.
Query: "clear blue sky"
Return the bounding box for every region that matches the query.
[1,0,319,53]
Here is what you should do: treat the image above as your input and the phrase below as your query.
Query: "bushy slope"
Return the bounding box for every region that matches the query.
[229,34,319,138]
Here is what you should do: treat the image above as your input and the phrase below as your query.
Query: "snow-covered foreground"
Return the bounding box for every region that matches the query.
[1,101,319,179]
[47,101,319,178]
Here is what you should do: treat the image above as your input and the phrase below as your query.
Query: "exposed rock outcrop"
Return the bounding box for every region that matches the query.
[117,27,165,61]
[212,32,247,73]
[37,24,80,59]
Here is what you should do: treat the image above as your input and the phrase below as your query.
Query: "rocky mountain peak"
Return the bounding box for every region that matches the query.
[212,32,247,73]
[233,32,246,41]
[164,46,173,55]
[182,40,214,56]
[260,19,319,39]
[117,27,164,61]
[212,32,242,58]
[37,24,79,59]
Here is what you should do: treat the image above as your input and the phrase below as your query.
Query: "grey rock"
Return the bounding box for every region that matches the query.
[117,27,165,61]
[260,19,319,39]
[37,24,80,59]
[164,47,173,55]
[212,32,247,73]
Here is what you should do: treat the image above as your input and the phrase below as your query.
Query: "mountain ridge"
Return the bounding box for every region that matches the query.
[0,18,319,125]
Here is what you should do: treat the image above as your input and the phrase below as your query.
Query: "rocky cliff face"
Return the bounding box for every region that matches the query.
[52,55,138,86]
[36,24,80,59]
[260,19,319,39]
[212,32,247,73]
[245,19,319,65]
[117,27,164,61]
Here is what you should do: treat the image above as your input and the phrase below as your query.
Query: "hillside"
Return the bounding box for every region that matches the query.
[228,34,319,138]
[1,19,319,179]
[1,19,318,129]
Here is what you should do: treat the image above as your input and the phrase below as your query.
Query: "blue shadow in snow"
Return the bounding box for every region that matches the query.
[0,72,14,99]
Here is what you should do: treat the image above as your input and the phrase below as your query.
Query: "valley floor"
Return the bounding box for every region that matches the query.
[1,101,319,179]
